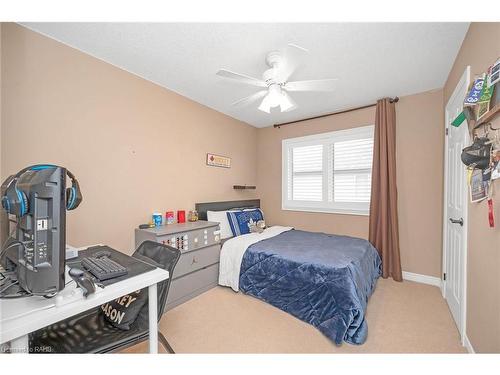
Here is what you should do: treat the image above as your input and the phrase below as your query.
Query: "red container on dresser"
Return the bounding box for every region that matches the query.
[177,210,186,223]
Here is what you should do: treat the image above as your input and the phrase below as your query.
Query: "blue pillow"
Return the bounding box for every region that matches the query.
[226,209,264,236]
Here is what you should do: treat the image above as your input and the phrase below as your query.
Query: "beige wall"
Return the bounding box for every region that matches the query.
[1,23,258,254]
[444,22,500,353]
[257,89,445,277]
[396,90,444,277]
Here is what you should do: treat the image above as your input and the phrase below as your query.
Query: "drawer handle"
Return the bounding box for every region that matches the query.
[191,257,198,265]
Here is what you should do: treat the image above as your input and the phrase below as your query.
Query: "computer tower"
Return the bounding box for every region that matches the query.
[10,167,66,295]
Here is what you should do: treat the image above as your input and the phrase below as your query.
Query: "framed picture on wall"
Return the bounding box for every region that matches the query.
[206,153,231,168]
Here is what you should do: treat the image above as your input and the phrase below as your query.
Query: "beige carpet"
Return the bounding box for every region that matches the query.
[123,279,466,353]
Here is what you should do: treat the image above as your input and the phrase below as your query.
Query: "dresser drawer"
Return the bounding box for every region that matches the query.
[166,263,219,310]
[156,227,220,253]
[172,244,220,279]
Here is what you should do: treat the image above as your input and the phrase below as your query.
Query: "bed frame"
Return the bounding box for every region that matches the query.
[195,199,261,221]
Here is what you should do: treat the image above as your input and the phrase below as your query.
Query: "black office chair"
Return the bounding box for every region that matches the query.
[29,241,181,353]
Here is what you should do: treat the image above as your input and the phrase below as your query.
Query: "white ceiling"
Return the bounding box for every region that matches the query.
[21,23,469,128]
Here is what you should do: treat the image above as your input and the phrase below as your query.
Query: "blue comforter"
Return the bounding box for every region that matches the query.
[239,229,381,345]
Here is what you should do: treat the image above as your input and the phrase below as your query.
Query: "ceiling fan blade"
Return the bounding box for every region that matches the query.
[275,43,308,83]
[216,69,267,87]
[285,78,338,92]
[231,90,268,107]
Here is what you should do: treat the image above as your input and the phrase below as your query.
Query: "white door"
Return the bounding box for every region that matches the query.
[443,66,470,340]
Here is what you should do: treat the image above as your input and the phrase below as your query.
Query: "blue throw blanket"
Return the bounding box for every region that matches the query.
[239,229,381,345]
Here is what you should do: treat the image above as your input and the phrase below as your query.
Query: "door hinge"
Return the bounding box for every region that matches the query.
[446,128,449,136]
[443,273,447,281]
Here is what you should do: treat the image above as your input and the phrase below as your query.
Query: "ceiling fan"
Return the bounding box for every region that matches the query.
[216,43,338,114]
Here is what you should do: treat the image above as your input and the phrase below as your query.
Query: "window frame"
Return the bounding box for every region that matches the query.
[282,125,374,216]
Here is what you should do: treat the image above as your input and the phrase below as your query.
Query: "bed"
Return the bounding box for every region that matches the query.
[195,199,381,345]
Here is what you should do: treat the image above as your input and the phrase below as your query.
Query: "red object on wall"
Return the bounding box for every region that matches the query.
[177,210,186,224]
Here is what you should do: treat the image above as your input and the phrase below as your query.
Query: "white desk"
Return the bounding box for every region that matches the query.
[0,246,169,354]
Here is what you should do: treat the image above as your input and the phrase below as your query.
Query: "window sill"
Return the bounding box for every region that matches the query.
[282,206,370,217]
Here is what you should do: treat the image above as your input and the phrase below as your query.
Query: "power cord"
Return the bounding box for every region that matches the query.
[0,234,33,299]
[0,291,32,299]
[0,239,28,259]
[0,279,18,294]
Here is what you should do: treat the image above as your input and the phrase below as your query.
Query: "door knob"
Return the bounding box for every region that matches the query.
[449,217,464,226]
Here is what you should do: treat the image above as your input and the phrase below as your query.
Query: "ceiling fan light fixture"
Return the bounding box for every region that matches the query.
[258,86,298,113]
[258,94,272,113]
[279,91,297,112]
[267,84,282,107]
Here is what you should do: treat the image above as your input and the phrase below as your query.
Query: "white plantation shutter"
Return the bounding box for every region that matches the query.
[283,125,374,215]
[291,144,323,201]
[332,137,373,203]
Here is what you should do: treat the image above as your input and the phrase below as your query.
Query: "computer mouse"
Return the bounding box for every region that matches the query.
[75,275,96,297]
[69,268,95,297]
[69,267,84,277]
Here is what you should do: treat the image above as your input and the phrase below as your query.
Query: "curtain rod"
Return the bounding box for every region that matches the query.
[273,97,399,128]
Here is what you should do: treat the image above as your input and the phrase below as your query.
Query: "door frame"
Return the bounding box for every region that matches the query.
[442,65,470,345]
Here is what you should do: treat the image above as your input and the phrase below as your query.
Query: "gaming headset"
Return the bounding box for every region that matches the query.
[1,164,82,217]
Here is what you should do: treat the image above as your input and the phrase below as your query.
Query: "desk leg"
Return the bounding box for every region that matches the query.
[10,334,29,353]
[148,283,158,354]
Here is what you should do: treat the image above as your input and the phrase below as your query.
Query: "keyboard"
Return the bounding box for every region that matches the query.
[81,256,128,281]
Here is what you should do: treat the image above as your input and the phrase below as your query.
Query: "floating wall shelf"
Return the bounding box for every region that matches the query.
[233,185,256,190]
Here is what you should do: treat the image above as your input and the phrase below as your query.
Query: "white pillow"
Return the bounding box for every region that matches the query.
[207,210,233,240]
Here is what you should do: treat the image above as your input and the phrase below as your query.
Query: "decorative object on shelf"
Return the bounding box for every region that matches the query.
[152,212,163,227]
[461,58,500,136]
[233,185,256,190]
[177,210,186,224]
[165,211,175,224]
[464,75,485,107]
[188,210,199,222]
[206,153,231,168]
[470,103,500,131]
[477,78,494,120]
[487,58,500,87]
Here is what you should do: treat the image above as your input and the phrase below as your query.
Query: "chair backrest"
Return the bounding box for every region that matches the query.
[132,240,181,321]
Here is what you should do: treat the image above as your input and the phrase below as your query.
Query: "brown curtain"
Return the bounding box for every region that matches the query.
[369,98,402,281]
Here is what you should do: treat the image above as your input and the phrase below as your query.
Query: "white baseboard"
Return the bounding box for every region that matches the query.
[402,271,442,288]
[463,335,475,354]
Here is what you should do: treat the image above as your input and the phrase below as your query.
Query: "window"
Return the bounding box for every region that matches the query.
[282,125,374,215]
